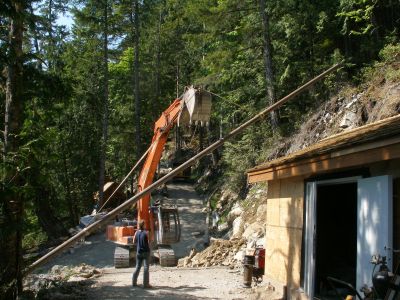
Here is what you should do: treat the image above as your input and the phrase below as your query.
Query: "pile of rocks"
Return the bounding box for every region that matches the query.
[178,238,246,268]
[51,264,102,280]
[23,264,101,299]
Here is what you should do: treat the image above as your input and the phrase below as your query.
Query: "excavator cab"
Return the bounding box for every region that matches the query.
[148,205,181,266]
[152,206,181,245]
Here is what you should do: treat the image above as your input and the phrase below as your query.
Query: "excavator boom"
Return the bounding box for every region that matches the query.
[136,98,182,226]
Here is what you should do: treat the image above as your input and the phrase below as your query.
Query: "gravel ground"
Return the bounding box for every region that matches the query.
[87,266,250,299]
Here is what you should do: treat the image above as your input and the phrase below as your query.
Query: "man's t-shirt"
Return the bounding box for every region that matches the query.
[135,230,150,254]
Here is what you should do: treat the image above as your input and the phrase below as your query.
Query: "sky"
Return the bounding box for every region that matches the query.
[56,12,74,29]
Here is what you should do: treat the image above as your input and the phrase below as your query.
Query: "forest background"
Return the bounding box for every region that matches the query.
[1,0,399,298]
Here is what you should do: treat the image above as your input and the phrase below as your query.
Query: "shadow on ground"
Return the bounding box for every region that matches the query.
[36,233,115,273]
[87,282,209,299]
[168,182,207,258]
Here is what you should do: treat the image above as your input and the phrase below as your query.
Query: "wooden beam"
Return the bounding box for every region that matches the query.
[248,143,400,183]
[330,136,400,158]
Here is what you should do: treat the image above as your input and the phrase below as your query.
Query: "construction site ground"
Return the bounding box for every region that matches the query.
[30,182,261,299]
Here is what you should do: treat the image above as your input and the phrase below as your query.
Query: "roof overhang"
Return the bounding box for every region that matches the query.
[247,115,400,183]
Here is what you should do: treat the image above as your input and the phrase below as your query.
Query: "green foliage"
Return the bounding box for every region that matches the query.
[379,43,400,64]
[210,194,219,211]
[377,44,400,81]
[338,0,377,35]
[22,208,48,250]
[362,43,400,82]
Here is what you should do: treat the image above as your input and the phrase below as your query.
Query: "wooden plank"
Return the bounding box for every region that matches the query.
[331,136,400,158]
[267,180,281,226]
[248,143,400,183]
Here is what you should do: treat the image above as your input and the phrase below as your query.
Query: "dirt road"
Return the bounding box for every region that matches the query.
[35,182,255,299]
[168,182,208,258]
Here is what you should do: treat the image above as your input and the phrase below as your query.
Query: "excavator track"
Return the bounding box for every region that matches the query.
[114,245,136,268]
[157,246,177,267]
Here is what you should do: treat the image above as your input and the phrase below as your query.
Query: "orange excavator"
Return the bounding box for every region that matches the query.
[106,87,212,267]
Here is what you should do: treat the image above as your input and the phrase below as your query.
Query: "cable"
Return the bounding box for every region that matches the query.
[208,90,247,110]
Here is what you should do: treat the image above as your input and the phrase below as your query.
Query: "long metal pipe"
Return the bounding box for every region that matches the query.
[25,62,342,275]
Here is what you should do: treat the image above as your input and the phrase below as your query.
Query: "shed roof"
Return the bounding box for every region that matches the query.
[247,114,400,182]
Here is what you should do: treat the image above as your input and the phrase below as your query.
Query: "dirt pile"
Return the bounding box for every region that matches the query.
[23,264,101,299]
[178,238,246,268]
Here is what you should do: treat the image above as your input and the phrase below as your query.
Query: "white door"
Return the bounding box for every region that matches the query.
[303,182,317,297]
[357,175,393,291]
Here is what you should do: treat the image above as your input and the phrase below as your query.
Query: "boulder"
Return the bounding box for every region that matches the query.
[227,203,243,225]
[242,222,264,241]
[339,110,358,129]
[231,216,243,237]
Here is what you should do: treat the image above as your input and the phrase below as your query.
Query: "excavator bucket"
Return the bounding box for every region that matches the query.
[178,86,212,127]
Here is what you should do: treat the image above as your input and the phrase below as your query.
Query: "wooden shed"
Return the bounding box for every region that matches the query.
[247,115,400,299]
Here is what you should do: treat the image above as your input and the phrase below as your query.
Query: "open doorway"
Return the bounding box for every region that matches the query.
[314,182,357,296]
[304,176,393,298]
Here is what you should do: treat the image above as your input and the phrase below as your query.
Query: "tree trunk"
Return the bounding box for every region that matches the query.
[176,62,179,98]
[1,0,24,298]
[61,143,78,226]
[28,3,42,70]
[259,0,278,130]
[207,129,219,167]
[47,0,54,70]
[33,184,68,240]
[132,0,141,160]
[98,0,109,207]
[155,9,162,111]
[175,126,181,157]
[199,126,204,151]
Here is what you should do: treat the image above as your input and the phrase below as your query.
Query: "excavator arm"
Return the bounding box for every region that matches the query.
[137,98,183,226]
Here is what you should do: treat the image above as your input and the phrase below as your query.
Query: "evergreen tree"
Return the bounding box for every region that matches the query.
[1,0,25,297]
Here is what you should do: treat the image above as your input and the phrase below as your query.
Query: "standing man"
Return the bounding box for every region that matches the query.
[132,220,151,288]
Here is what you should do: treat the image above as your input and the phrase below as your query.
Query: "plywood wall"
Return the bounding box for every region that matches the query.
[265,177,304,288]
